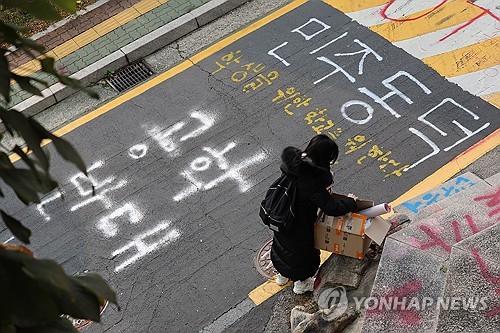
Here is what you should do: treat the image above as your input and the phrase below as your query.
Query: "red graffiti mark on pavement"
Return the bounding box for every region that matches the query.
[474,187,500,218]
[419,225,452,253]
[486,308,500,318]
[472,249,500,284]
[418,215,480,252]
[465,214,480,234]
[367,280,423,324]
[439,10,486,42]
[380,0,500,42]
[381,0,448,22]
[451,220,462,242]
[439,1,500,42]
[471,248,500,318]
[389,279,422,298]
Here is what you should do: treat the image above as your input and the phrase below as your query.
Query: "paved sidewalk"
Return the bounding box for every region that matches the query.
[6,0,246,114]
[7,0,142,69]
[6,0,499,118]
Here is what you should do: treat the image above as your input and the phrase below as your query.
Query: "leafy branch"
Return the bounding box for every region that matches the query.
[0,1,117,332]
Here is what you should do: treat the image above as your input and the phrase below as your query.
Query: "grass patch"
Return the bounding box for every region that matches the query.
[0,0,98,38]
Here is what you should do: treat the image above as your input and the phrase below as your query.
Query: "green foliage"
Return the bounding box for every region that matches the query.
[0,1,116,332]
[104,70,115,78]
[0,0,76,22]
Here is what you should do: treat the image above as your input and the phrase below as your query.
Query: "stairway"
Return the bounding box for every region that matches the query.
[361,172,500,333]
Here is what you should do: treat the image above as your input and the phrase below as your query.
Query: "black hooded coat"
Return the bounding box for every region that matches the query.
[270,147,358,281]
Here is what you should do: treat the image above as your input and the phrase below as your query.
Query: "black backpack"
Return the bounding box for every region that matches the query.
[259,174,298,233]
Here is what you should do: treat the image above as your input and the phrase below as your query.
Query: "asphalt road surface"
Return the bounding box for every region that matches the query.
[2,1,498,332]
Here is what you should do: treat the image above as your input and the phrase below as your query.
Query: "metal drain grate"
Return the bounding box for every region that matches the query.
[105,61,154,92]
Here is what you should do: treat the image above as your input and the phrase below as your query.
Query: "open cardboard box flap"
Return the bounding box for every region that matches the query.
[365,216,391,245]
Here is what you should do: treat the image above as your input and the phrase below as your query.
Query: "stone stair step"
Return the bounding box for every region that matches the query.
[361,238,448,333]
[435,247,500,333]
[365,173,499,332]
[394,172,488,220]
[454,222,500,266]
[389,186,497,260]
[414,181,493,222]
[485,172,500,187]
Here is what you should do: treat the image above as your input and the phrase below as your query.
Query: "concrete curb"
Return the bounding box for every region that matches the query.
[120,13,198,63]
[11,0,249,117]
[191,0,250,27]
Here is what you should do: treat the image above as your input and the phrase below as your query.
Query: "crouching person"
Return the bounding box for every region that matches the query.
[271,135,358,294]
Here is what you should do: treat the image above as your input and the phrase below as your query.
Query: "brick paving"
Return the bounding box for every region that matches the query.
[7,0,143,68]
[8,0,212,106]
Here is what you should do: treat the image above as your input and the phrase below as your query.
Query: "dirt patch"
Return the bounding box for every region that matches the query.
[0,0,98,38]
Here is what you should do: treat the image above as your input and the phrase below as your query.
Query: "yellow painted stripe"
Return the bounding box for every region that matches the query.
[72,28,100,48]
[422,37,500,78]
[370,0,486,42]
[93,17,121,36]
[190,0,308,63]
[250,129,499,304]
[11,60,41,76]
[44,51,59,61]
[7,0,497,308]
[249,250,331,306]
[387,128,500,211]
[10,0,163,79]
[249,281,290,305]
[113,7,142,25]
[51,39,80,59]
[133,0,162,15]
[9,0,308,164]
[322,0,389,13]
[482,92,500,109]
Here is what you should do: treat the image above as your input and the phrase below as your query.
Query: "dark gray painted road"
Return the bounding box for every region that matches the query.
[2,1,498,332]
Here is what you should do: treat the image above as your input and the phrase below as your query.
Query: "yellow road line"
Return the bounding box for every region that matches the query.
[190,0,308,64]
[8,0,498,307]
[422,37,500,78]
[249,250,331,305]
[250,129,499,306]
[389,129,499,209]
[370,0,486,42]
[249,281,290,305]
[322,0,389,13]
[482,92,500,109]
[9,0,308,164]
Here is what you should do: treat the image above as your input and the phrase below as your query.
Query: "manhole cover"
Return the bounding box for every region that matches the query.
[105,61,154,92]
[255,239,278,279]
[63,301,108,330]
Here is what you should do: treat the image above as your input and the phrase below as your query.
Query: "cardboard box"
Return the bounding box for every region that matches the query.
[314,193,391,259]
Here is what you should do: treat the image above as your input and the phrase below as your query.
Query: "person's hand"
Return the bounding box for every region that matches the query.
[347,193,358,201]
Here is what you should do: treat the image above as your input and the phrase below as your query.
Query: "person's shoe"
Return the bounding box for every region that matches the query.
[293,278,315,294]
[275,274,289,286]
